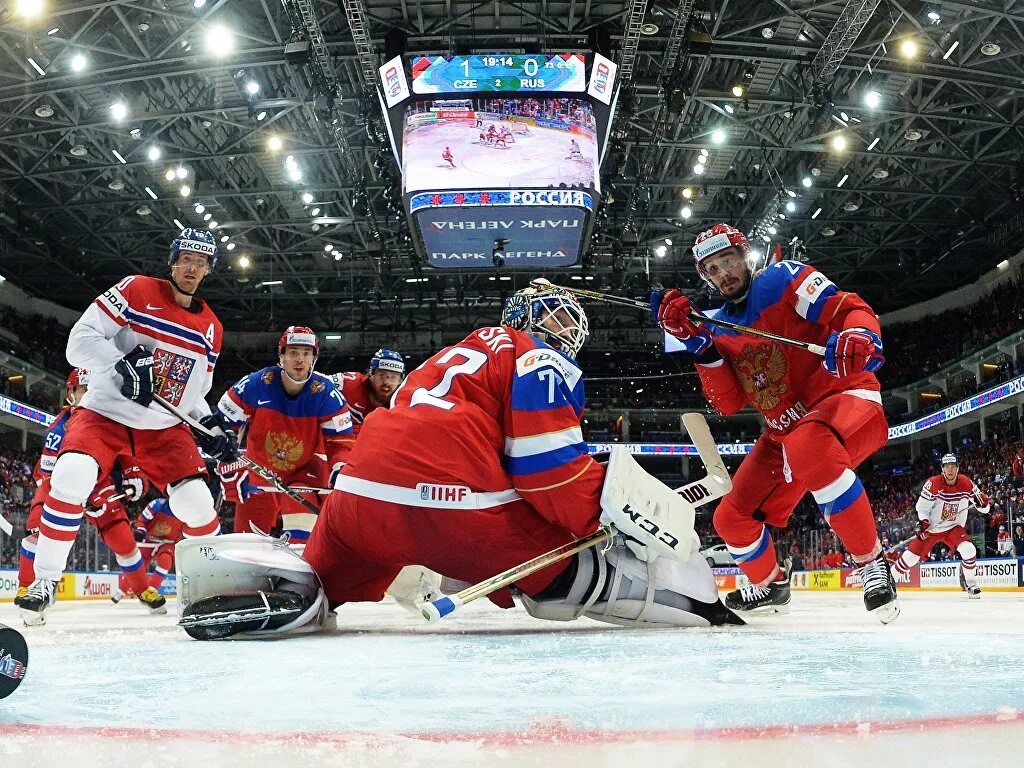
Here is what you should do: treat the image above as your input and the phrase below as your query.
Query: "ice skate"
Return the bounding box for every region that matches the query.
[20,578,58,627]
[858,552,900,623]
[138,586,168,614]
[724,579,791,614]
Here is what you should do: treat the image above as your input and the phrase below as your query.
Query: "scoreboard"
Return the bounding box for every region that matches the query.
[411,54,586,94]
[377,51,620,271]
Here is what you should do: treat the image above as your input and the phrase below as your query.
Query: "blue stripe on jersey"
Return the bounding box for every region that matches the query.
[510,343,585,414]
[124,308,215,360]
[506,442,588,476]
[803,283,838,323]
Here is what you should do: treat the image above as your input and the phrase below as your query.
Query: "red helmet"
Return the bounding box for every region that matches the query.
[278,326,319,357]
[66,368,89,389]
[692,223,751,272]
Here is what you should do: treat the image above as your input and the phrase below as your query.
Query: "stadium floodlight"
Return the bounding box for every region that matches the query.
[206,25,234,56]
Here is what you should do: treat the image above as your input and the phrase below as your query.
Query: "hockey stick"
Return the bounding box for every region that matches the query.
[420,413,732,623]
[153,395,321,516]
[531,279,826,356]
[0,512,12,537]
[255,485,333,496]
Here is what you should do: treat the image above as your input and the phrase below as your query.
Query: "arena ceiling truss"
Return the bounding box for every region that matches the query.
[0,0,1022,333]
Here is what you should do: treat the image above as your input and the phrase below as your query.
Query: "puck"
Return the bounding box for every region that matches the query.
[0,623,29,699]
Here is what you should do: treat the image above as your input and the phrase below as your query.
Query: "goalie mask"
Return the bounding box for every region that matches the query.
[502,284,589,359]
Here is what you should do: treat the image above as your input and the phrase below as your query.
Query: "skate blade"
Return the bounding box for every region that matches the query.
[20,610,46,627]
[967,592,981,600]
[872,600,900,624]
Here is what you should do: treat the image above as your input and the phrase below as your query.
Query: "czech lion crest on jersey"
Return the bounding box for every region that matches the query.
[734,342,788,411]
[152,348,195,407]
[264,431,305,471]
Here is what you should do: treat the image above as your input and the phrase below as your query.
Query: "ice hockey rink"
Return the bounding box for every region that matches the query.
[402,118,597,192]
[3,591,1024,767]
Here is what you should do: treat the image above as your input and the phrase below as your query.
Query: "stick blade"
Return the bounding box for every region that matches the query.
[681,413,732,495]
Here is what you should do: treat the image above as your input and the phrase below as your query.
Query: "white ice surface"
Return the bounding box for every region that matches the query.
[2,591,1024,767]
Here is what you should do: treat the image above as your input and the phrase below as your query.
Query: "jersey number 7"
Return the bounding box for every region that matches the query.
[409,347,488,411]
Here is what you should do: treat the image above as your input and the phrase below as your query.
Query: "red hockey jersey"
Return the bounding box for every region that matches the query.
[693,260,883,436]
[336,326,603,538]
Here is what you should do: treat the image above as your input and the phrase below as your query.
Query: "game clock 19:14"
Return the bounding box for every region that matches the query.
[410,53,586,94]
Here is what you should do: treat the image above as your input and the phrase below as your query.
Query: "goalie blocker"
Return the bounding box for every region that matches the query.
[176,414,741,638]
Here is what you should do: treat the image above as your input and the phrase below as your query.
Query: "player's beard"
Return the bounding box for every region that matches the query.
[718,268,752,302]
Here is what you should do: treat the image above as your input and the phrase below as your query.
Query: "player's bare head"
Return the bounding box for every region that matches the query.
[65,368,89,407]
[693,224,754,301]
[940,453,959,481]
[502,284,589,359]
[368,349,405,401]
[277,326,319,385]
[169,228,217,296]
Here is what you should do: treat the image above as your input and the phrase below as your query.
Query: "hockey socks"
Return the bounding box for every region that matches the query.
[811,469,881,560]
[34,496,84,581]
[725,524,782,586]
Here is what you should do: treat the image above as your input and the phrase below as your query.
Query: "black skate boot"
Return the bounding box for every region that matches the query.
[19,578,58,627]
[858,552,900,624]
[724,579,791,614]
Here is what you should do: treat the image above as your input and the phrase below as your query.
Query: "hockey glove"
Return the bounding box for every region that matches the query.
[86,483,125,520]
[134,525,148,543]
[975,493,991,515]
[120,463,148,501]
[216,459,258,504]
[823,327,884,378]
[197,413,238,462]
[115,345,156,407]
[916,518,931,541]
[652,289,714,356]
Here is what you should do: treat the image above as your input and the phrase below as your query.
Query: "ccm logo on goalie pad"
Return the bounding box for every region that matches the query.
[620,504,679,551]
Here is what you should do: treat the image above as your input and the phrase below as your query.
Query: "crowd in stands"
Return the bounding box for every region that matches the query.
[879,278,1024,389]
[694,435,1024,571]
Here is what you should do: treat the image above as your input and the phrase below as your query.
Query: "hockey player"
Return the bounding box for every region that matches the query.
[328,348,404,453]
[568,138,582,159]
[215,326,353,545]
[19,228,236,623]
[442,146,456,168]
[15,370,166,622]
[176,284,740,639]
[655,223,899,623]
[893,454,989,597]
[997,525,1013,555]
[133,496,183,592]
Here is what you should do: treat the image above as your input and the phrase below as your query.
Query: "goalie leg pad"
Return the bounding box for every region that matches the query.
[176,533,327,639]
[180,590,324,641]
[522,542,743,628]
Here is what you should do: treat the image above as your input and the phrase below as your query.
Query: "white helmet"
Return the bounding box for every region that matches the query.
[501,281,589,359]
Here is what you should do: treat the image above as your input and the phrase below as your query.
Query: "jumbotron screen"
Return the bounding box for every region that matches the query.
[401,97,599,193]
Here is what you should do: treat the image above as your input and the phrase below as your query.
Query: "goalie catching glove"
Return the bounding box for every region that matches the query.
[599,446,700,562]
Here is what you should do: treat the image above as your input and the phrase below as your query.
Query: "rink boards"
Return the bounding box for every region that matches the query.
[712,556,1024,591]
[0,569,176,602]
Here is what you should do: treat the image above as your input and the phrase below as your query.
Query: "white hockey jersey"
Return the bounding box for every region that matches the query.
[66,275,222,430]
[915,473,989,533]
